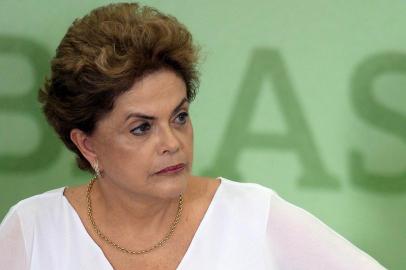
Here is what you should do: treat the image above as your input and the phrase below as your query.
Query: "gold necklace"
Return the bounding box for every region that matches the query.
[86,177,183,255]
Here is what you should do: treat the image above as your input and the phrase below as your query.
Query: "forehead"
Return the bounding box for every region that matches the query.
[112,69,188,115]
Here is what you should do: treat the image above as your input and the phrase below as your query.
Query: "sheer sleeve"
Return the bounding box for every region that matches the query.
[0,206,28,270]
[265,192,387,270]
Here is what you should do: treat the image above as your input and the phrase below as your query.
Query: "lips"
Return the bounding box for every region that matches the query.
[156,163,185,174]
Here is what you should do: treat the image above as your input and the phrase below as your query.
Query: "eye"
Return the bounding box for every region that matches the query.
[175,112,189,125]
[130,122,151,136]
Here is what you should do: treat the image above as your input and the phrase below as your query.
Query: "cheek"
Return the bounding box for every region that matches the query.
[98,136,154,174]
[119,143,155,170]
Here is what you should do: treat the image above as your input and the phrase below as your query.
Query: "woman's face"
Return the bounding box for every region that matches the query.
[88,69,193,199]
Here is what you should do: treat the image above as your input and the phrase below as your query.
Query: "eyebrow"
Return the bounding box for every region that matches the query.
[124,97,189,122]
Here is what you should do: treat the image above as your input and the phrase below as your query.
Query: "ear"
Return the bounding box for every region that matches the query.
[70,128,98,166]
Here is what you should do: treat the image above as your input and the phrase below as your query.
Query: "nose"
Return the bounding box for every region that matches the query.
[158,126,180,155]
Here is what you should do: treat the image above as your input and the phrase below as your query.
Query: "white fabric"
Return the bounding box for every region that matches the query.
[0,177,387,269]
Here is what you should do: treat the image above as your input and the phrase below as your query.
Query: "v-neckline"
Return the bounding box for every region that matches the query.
[61,176,226,270]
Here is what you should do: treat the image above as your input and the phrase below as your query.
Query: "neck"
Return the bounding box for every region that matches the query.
[90,177,184,238]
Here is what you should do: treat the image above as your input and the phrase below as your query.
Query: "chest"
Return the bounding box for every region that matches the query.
[71,197,209,270]
[61,177,221,270]
[97,222,196,270]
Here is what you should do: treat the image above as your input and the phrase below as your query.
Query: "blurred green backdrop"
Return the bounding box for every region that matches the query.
[0,1,405,269]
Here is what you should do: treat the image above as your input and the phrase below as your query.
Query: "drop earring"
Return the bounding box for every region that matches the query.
[93,160,101,178]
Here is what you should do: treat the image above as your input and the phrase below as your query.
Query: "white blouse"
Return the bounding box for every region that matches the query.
[0,177,387,269]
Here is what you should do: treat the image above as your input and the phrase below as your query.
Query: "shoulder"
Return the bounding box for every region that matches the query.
[190,175,277,210]
[216,176,277,209]
[2,186,67,226]
[206,176,277,229]
[219,176,276,195]
[186,175,273,207]
[13,187,66,210]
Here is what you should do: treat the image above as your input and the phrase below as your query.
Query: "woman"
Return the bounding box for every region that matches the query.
[0,3,386,270]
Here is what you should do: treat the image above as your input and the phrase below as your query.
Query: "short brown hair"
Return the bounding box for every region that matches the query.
[38,3,200,173]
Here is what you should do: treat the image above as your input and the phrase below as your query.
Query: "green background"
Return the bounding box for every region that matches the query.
[0,1,405,269]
